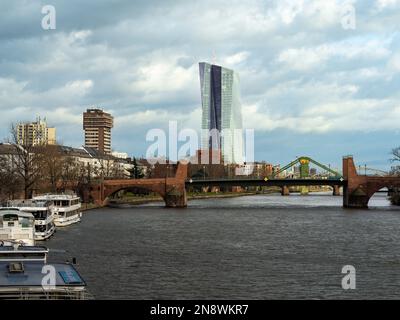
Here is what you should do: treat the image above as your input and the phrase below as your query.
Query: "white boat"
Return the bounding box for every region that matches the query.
[0,209,35,246]
[0,243,91,299]
[7,200,56,241]
[33,194,82,227]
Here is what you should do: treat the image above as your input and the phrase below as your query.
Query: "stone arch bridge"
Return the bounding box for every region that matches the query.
[84,157,400,209]
[84,162,188,207]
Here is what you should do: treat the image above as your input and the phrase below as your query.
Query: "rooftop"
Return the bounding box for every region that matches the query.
[0,262,86,287]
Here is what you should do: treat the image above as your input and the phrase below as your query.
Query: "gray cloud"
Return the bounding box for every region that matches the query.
[0,0,399,168]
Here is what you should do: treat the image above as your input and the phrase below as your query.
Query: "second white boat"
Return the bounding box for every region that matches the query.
[7,199,56,241]
[33,194,82,227]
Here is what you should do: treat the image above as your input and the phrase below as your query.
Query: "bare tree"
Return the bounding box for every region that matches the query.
[8,124,45,199]
[389,147,400,205]
[40,144,64,192]
[391,147,400,162]
[390,147,400,176]
[98,158,126,179]
[60,156,80,189]
[0,155,21,201]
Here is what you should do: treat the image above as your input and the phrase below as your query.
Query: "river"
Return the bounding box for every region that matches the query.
[47,192,400,299]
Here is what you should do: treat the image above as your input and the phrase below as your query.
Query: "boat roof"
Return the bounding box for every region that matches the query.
[34,194,80,200]
[4,200,53,209]
[0,246,85,287]
[0,209,34,219]
[0,262,86,287]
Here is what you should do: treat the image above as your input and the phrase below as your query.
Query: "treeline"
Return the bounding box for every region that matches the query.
[0,125,126,201]
[390,147,400,206]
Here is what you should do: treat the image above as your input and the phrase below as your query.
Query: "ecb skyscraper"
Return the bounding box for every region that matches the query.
[199,62,244,164]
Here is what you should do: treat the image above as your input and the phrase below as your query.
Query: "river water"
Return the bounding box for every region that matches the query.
[47,192,400,299]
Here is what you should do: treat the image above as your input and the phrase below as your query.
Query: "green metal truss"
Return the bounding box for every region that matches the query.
[271,156,342,179]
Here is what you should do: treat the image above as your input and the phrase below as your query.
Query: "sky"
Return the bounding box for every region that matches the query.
[0,0,399,170]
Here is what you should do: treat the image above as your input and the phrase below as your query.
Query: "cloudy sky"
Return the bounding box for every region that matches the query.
[1,0,399,170]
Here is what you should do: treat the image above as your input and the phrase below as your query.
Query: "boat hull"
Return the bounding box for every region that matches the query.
[54,214,81,227]
[34,225,56,241]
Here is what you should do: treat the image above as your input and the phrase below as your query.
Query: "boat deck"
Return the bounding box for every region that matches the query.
[0,245,89,299]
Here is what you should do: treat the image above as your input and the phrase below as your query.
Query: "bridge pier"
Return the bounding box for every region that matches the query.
[164,186,187,208]
[333,185,340,196]
[341,156,391,208]
[300,186,309,195]
[343,157,370,208]
[281,185,290,196]
[344,196,369,208]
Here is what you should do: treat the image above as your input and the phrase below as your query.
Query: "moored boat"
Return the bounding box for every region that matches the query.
[33,194,82,227]
[0,209,35,246]
[0,243,91,299]
[6,200,56,241]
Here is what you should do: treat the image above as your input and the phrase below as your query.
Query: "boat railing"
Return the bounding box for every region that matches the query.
[2,201,53,209]
[0,287,94,300]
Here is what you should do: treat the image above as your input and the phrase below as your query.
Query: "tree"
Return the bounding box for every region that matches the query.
[390,147,400,176]
[0,154,22,201]
[7,124,45,199]
[60,156,81,189]
[40,145,64,192]
[130,158,144,179]
[390,147,400,205]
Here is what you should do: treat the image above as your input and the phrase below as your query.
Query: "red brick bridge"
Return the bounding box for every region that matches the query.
[343,156,400,208]
[84,162,188,207]
[84,156,400,208]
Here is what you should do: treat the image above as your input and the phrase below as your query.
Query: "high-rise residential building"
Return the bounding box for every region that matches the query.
[17,117,56,146]
[199,62,243,164]
[83,108,113,154]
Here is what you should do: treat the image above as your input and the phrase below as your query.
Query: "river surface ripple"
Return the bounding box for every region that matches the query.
[47,193,400,299]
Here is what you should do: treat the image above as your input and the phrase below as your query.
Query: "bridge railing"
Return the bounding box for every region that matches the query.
[187,176,344,182]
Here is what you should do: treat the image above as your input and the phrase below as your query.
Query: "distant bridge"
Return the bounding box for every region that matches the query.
[85,156,400,209]
[186,177,343,196]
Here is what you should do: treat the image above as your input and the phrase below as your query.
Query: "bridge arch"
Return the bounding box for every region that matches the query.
[343,156,400,208]
[103,184,167,206]
[347,182,397,208]
[84,162,188,208]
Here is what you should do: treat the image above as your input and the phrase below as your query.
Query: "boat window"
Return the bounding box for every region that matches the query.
[20,217,33,228]
[3,214,18,222]
[31,211,48,220]
[35,225,46,232]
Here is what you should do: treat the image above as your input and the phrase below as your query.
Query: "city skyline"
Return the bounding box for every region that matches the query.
[0,1,399,170]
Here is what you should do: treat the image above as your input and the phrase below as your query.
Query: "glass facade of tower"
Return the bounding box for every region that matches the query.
[199,62,243,164]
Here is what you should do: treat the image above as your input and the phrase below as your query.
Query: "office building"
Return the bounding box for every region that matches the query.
[199,62,243,164]
[83,108,113,154]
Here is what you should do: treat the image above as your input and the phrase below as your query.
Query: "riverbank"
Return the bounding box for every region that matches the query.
[106,191,263,208]
[53,188,337,212]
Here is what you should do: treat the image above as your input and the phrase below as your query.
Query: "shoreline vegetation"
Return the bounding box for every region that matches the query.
[390,193,400,206]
